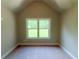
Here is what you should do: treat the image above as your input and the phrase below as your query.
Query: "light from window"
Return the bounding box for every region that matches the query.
[26,18,50,39]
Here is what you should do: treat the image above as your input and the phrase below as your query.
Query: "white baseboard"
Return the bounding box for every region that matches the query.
[2,43,77,59]
[1,43,59,59]
[60,45,77,59]
[1,44,18,59]
[18,43,60,46]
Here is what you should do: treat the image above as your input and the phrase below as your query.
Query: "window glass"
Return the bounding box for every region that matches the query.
[39,29,49,37]
[39,20,49,29]
[27,20,37,28]
[28,29,38,38]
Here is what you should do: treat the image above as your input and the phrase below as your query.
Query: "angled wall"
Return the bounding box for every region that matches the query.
[60,4,78,58]
[1,5,17,57]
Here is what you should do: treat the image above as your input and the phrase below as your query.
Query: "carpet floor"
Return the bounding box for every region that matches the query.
[4,46,72,59]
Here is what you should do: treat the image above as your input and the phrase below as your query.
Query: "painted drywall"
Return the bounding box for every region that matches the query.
[60,4,78,58]
[17,2,60,44]
[55,0,77,10]
[2,0,77,12]
[1,5,17,57]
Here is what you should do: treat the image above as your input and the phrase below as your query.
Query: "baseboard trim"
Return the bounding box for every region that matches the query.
[18,43,60,46]
[1,44,18,59]
[60,45,77,59]
[1,43,59,59]
[2,43,76,59]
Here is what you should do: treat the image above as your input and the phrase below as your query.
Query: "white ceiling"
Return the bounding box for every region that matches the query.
[1,0,77,13]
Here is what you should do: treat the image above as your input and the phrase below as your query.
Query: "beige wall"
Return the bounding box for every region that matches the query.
[1,5,17,57]
[60,4,78,58]
[17,2,60,44]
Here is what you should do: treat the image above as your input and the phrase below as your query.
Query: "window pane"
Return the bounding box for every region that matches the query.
[39,20,49,29]
[27,20,37,28]
[28,29,37,38]
[39,29,49,38]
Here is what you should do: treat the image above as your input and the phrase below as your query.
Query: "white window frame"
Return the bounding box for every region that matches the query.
[26,18,51,39]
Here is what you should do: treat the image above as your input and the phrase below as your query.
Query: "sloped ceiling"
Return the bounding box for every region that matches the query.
[1,0,77,13]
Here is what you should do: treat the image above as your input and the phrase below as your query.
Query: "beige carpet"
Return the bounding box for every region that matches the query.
[4,46,72,59]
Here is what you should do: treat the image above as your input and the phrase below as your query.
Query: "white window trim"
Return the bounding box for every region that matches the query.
[26,18,51,39]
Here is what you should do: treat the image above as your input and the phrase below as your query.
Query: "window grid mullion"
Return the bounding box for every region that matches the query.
[38,19,39,38]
